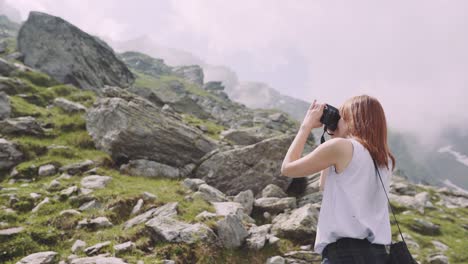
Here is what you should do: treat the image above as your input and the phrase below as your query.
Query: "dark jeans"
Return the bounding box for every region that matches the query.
[321,237,389,264]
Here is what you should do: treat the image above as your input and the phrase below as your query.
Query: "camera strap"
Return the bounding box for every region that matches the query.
[320,126,335,144]
[372,157,406,246]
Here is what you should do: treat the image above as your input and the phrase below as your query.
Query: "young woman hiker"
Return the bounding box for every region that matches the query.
[281,95,395,264]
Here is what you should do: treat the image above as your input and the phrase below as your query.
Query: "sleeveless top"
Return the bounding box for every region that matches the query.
[313,136,392,255]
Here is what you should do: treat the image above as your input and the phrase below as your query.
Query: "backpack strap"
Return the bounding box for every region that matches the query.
[372,157,406,245]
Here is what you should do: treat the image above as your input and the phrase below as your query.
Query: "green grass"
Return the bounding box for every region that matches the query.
[181,113,226,140]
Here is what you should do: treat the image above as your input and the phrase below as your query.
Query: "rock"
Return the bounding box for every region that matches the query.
[195,134,294,196]
[195,211,218,221]
[193,184,228,203]
[233,189,254,215]
[0,91,10,120]
[78,200,102,211]
[17,11,134,90]
[297,192,322,207]
[390,182,417,196]
[123,202,178,229]
[59,186,79,199]
[271,203,319,243]
[84,241,111,256]
[0,58,16,76]
[130,199,144,215]
[142,191,157,201]
[182,178,206,191]
[220,127,268,146]
[431,240,448,252]
[410,218,441,235]
[389,192,431,213]
[0,116,44,135]
[146,215,217,244]
[0,138,23,170]
[0,226,24,237]
[262,184,287,198]
[283,250,321,262]
[70,256,128,264]
[215,214,249,249]
[119,51,172,78]
[266,256,286,264]
[120,159,180,179]
[15,251,58,264]
[113,241,135,254]
[426,253,449,264]
[59,160,94,175]
[254,197,297,214]
[77,217,113,229]
[80,175,112,189]
[60,209,81,216]
[86,86,217,167]
[246,224,271,250]
[38,164,56,177]
[32,197,50,213]
[71,239,86,253]
[53,98,86,113]
[172,65,204,86]
[47,179,62,191]
[30,193,41,200]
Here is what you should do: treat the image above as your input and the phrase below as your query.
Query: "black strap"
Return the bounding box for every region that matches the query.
[372,157,406,245]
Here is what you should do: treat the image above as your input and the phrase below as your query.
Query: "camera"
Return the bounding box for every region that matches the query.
[320,104,341,131]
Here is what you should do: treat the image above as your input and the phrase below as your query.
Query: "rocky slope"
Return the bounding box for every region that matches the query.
[0,11,467,264]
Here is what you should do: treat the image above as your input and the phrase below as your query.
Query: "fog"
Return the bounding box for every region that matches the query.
[4,0,468,147]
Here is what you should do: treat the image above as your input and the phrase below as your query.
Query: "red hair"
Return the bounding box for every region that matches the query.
[339,95,396,171]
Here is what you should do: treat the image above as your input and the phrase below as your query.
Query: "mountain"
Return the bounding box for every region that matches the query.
[0,11,466,264]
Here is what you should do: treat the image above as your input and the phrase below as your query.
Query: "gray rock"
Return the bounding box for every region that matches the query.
[32,197,50,213]
[172,65,204,86]
[17,11,134,90]
[59,186,79,199]
[233,189,254,215]
[195,211,218,221]
[119,51,171,78]
[86,86,217,168]
[427,253,449,264]
[69,256,128,264]
[38,164,56,177]
[283,251,321,262]
[84,241,111,256]
[271,203,319,243]
[142,191,157,201]
[262,184,287,198]
[0,91,10,120]
[146,215,217,244]
[120,159,180,179]
[60,209,81,216]
[195,134,294,196]
[220,127,267,146]
[246,224,271,250]
[216,214,249,249]
[80,175,112,189]
[0,58,16,76]
[59,160,94,175]
[266,256,286,264]
[123,202,178,229]
[182,178,206,191]
[0,138,23,170]
[113,241,135,254]
[193,184,228,202]
[47,179,62,191]
[410,218,441,235]
[0,116,44,135]
[297,192,322,207]
[130,199,144,215]
[15,251,58,264]
[77,217,113,229]
[0,226,24,237]
[71,239,86,253]
[431,240,448,252]
[78,200,102,211]
[53,98,86,113]
[254,197,297,214]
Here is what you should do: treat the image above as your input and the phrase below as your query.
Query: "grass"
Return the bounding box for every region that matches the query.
[181,113,226,141]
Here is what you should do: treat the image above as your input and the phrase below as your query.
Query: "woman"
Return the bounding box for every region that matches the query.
[281,95,395,264]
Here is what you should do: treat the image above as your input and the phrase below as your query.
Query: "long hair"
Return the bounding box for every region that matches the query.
[339,94,396,171]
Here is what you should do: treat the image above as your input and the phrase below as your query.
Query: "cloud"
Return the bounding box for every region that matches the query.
[4,0,468,146]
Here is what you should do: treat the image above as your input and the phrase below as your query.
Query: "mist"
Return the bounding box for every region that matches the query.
[4,0,468,147]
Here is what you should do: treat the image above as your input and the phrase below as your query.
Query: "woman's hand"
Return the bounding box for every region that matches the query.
[301,99,326,130]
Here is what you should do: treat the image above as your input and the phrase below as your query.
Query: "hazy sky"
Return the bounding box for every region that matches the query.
[4,0,468,145]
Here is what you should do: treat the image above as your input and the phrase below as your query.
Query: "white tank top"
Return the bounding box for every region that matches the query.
[314,136,392,255]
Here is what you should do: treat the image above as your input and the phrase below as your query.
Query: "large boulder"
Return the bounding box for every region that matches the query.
[17,11,134,90]
[194,134,294,196]
[0,138,23,170]
[172,65,204,86]
[86,86,218,167]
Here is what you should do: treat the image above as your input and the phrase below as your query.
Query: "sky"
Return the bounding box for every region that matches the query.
[3,0,468,146]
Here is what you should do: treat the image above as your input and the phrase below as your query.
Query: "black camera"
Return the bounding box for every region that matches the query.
[320,104,341,131]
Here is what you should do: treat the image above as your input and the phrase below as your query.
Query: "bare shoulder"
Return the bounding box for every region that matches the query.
[325,137,353,152]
